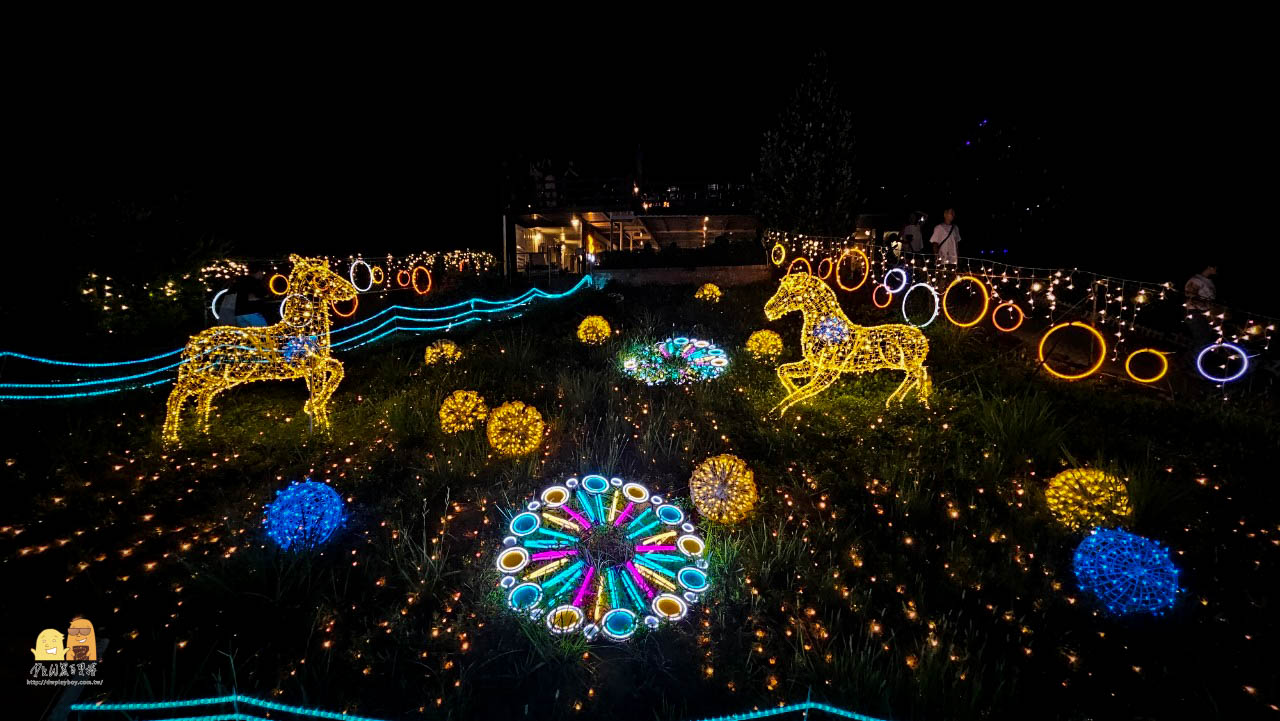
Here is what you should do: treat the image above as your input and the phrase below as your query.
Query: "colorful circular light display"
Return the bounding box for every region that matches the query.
[1038,322,1107,380]
[1073,528,1180,616]
[495,477,711,641]
[834,247,870,292]
[1124,349,1169,383]
[942,276,989,328]
[991,301,1025,332]
[1195,342,1249,383]
[901,283,940,328]
[620,337,728,385]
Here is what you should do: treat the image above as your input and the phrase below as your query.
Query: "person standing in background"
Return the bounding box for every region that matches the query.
[902,211,926,253]
[929,207,960,265]
[1183,263,1219,351]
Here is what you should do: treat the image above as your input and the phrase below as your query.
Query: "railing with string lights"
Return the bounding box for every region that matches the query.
[0,276,593,401]
[766,230,1275,386]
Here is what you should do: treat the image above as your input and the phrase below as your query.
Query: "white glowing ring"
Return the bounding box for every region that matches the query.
[348,259,373,292]
[279,294,309,325]
[901,283,940,327]
[211,288,229,320]
[884,268,909,294]
[1195,342,1249,383]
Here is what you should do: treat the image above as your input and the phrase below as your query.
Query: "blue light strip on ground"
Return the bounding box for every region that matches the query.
[70,693,390,721]
[683,701,896,721]
[0,277,592,401]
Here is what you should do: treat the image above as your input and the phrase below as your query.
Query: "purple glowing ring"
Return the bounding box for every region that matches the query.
[1195,342,1249,383]
[883,268,909,295]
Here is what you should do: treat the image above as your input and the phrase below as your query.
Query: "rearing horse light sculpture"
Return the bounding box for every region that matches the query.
[764,272,931,417]
[162,255,358,445]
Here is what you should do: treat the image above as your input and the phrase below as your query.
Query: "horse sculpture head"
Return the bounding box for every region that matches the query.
[287,255,358,304]
[765,272,833,321]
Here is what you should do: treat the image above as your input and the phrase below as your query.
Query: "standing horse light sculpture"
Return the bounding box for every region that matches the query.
[163,255,358,445]
[763,272,931,418]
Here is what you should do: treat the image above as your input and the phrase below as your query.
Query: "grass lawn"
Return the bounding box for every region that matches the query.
[4,279,1276,720]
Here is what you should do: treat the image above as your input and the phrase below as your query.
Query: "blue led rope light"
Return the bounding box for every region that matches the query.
[0,277,593,400]
[682,701,901,720]
[70,693,390,721]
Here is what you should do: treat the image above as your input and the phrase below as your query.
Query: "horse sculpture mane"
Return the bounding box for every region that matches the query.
[162,255,358,445]
[763,272,931,417]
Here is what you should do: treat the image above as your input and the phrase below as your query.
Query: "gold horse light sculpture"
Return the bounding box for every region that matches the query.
[763,272,931,417]
[163,255,358,445]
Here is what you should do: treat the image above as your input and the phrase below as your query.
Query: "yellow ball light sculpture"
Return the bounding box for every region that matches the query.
[1045,468,1132,531]
[438,390,489,434]
[694,283,722,303]
[764,273,931,418]
[423,339,462,366]
[745,329,785,360]
[486,401,545,456]
[163,255,358,445]
[689,454,758,524]
[576,316,611,344]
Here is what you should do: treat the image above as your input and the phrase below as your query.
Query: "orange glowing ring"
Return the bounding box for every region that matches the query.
[786,257,812,276]
[1038,321,1107,380]
[330,295,358,318]
[1124,348,1169,383]
[411,266,432,295]
[835,247,870,291]
[942,275,990,328]
[396,269,411,287]
[991,301,1024,332]
[770,243,786,266]
[268,274,289,296]
[816,256,834,280]
[371,266,385,285]
[871,283,893,308]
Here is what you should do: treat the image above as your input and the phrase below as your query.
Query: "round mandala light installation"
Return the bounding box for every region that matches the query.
[1045,468,1132,531]
[577,316,612,344]
[264,480,346,551]
[496,476,711,640]
[423,339,463,366]
[487,401,545,456]
[745,330,784,360]
[694,283,723,303]
[1073,528,1180,616]
[688,454,757,524]
[439,390,489,434]
[620,337,729,385]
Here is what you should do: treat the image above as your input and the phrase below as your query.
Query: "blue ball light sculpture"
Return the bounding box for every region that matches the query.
[1073,528,1180,615]
[264,480,346,551]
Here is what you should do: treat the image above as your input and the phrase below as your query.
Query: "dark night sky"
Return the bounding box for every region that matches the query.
[6,41,1273,311]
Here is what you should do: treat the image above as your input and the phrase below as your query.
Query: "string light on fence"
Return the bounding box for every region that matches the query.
[163,256,356,445]
[943,275,990,328]
[991,301,1025,332]
[764,273,930,416]
[901,283,940,328]
[1195,342,1249,383]
[1124,349,1169,383]
[1038,321,1107,380]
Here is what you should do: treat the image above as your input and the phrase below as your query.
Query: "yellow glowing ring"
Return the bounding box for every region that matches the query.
[1124,348,1169,383]
[871,283,893,308]
[835,247,869,292]
[786,257,812,276]
[371,266,385,285]
[991,301,1024,332]
[1038,322,1107,380]
[942,276,990,328]
[268,274,289,296]
[395,269,411,287]
[770,243,786,266]
[411,266,432,295]
[816,256,834,280]
[331,296,358,318]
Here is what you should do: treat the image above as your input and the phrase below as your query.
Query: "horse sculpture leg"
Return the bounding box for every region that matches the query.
[162,383,195,445]
[775,359,814,395]
[196,385,223,433]
[769,368,841,419]
[304,357,343,430]
[885,363,932,408]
